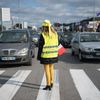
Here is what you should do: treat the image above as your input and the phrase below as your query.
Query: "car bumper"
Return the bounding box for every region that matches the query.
[82,51,100,59]
[0,55,30,65]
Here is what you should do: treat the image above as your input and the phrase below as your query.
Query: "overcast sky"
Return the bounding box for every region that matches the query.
[0,0,100,26]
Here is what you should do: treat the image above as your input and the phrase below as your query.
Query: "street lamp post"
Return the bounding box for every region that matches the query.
[93,0,96,31]
[18,0,21,29]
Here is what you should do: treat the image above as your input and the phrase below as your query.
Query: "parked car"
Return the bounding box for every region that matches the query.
[0,29,35,65]
[71,32,100,61]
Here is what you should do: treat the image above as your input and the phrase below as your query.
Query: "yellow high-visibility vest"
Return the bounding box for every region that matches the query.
[41,32,58,58]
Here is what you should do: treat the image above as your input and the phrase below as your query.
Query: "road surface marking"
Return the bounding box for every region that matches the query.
[70,69,100,100]
[0,70,5,75]
[51,70,60,100]
[97,69,100,71]
[36,72,51,100]
[0,70,31,100]
[36,69,60,100]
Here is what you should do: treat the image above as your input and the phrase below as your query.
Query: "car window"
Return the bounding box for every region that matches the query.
[0,31,28,43]
[80,34,100,42]
[73,34,79,42]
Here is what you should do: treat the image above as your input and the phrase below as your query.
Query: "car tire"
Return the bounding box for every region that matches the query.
[26,58,32,66]
[32,54,35,58]
[79,51,84,61]
[32,50,35,58]
[31,50,35,58]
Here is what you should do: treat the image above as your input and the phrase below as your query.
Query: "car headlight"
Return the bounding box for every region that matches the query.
[17,48,28,56]
[84,47,94,52]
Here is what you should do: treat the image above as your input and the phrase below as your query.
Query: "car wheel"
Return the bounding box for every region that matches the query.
[27,58,32,66]
[31,50,35,58]
[32,51,35,58]
[79,51,84,61]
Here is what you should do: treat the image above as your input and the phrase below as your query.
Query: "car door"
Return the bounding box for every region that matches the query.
[72,34,79,55]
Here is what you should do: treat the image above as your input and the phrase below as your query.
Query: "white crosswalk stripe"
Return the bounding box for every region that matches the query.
[36,69,60,100]
[36,73,51,100]
[0,70,32,100]
[70,69,100,100]
[0,70,5,75]
[51,70,60,100]
[0,68,99,100]
[97,69,100,71]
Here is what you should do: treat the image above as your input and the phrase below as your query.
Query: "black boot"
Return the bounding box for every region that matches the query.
[51,83,53,88]
[43,85,51,91]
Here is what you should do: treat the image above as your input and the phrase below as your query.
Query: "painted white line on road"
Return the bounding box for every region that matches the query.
[51,70,60,100]
[97,69,100,71]
[0,70,5,75]
[36,73,51,100]
[36,70,60,100]
[70,69,100,100]
[0,70,31,100]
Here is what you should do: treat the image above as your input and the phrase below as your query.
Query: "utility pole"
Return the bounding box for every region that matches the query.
[11,17,13,29]
[1,20,3,31]
[93,0,96,32]
[18,0,20,28]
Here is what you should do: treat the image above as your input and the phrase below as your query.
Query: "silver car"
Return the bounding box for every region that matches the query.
[0,29,35,65]
[71,32,100,61]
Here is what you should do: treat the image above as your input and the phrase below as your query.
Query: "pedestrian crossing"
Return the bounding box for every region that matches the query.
[0,69,99,100]
[0,70,5,76]
[0,70,32,100]
[70,69,100,100]
[36,68,100,100]
[97,68,100,71]
[36,70,60,100]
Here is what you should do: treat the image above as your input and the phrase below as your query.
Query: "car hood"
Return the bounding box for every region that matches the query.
[81,42,100,48]
[0,43,29,51]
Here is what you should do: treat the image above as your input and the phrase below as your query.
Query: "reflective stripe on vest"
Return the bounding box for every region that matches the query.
[41,32,58,58]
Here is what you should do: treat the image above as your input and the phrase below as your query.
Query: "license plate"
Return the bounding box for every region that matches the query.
[1,57,16,61]
[96,53,100,56]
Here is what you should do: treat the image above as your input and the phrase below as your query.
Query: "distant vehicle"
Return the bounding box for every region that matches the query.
[31,33,40,47]
[58,32,75,48]
[71,32,100,61]
[59,35,69,48]
[29,30,40,47]
[0,29,35,65]
[28,29,37,34]
[57,31,64,35]
[57,31,68,48]
[66,33,76,47]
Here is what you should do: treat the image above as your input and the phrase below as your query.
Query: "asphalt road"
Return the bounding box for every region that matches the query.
[0,48,100,100]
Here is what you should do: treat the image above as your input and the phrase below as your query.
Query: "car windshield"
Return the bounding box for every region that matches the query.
[80,33,100,42]
[0,31,28,43]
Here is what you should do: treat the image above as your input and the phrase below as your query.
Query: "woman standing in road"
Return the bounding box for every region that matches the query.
[37,20,59,91]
